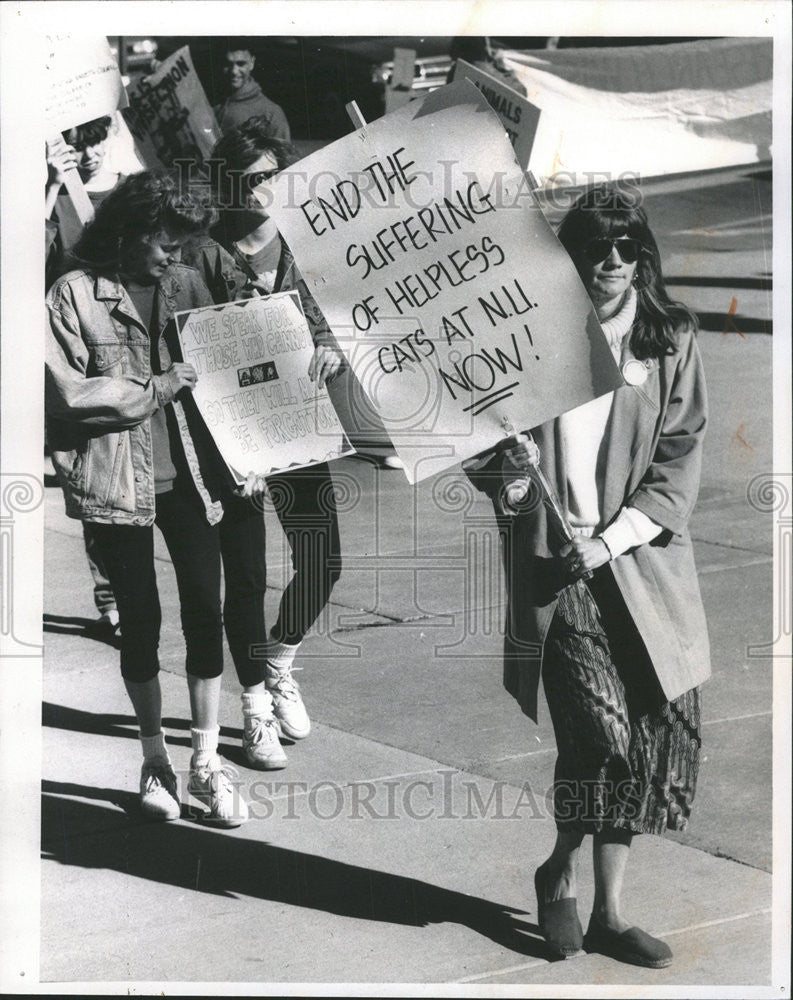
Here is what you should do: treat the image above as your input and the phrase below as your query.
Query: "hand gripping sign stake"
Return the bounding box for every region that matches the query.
[47,135,95,226]
[500,419,592,581]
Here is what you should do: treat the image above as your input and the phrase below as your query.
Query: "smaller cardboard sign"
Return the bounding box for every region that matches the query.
[175,292,351,483]
[123,46,220,169]
[451,59,541,169]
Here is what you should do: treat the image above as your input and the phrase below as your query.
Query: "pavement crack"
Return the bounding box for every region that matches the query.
[329,613,441,632]
[694,846,771,872]
[690,534,772,558]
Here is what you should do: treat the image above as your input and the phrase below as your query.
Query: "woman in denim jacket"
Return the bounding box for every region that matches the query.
[45,171,280,827]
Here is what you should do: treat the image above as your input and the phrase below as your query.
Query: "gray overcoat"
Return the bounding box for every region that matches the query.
[469,327,712,722]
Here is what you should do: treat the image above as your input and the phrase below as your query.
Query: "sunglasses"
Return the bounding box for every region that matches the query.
[583,237,643,265]
[243,168,278,191]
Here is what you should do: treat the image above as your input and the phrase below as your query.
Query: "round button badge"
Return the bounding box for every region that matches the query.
[622,359,650,385]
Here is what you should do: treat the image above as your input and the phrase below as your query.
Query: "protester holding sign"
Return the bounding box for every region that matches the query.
[466,185,709,968]
[45,171,299,827]
[45,118,130,632]
[45,117,124,286]
[206,117,344,742]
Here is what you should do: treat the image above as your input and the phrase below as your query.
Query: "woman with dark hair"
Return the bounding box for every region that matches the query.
[45,170,285,826]
[466,184,709,968]
[202,116,344,745]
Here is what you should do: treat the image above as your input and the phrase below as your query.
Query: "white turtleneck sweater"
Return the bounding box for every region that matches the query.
[560,286,662,558]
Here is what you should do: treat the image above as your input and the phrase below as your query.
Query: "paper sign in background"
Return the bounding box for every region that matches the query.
[450,59,541,170]
[261,80,622,483]
[123,46,219,169]
[45,34,128,133]
[175,292,351,482]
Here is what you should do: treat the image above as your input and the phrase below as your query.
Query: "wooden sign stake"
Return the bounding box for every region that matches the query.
[49,134,95,225]
[345,101,367,130]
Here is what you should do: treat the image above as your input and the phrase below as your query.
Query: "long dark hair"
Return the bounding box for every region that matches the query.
[73,170,215,270]
[557,183,697,360]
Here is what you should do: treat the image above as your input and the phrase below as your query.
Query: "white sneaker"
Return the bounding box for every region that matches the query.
[140,760,180,821]
[243,713,288,770]
[188,755,248,827]
[99,609,121,635]
[266,665,311,739]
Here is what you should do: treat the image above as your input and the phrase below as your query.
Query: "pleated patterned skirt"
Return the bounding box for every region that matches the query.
[541,566,701,835]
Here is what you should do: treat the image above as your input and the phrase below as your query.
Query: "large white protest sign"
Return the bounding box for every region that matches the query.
[123,46,219,169]
[260,80,622,484]
[451,60,541,170]
[45,34,128,134]
[175,292,350,483]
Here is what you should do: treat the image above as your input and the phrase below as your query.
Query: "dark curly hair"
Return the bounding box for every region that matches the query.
[74,170,216,270]
[557,183,697,360]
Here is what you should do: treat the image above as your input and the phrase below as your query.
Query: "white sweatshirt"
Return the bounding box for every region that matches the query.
[560,287,662,558]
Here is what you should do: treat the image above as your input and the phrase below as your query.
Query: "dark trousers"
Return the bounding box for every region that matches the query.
[81,521,116,615]
[90,484,267,685]
[267,462,342,644]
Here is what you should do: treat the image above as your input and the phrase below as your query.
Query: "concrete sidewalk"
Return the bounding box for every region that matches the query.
[40,339,775,987]
[38,165,779,990]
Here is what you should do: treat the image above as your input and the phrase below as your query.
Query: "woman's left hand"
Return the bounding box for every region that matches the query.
[239,471,268,499]
[559,536,611,578]
[308,344,343,388]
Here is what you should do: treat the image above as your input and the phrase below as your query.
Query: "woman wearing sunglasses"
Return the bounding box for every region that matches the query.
[466,184,709,968]
[202,118,345,758]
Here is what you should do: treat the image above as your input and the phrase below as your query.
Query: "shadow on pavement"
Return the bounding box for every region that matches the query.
[43,613,121,649]
[666,276,772,290]
[694,312,771,334]
[41,787,555,961]
[41,701,288,755]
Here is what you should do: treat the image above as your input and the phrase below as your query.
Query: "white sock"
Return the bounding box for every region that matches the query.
[266,637,300,675]
[191,725,219,768]
[241,690,274,723]
[140,731,170,764]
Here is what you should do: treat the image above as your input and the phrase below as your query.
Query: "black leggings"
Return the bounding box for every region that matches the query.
[89,465,341,684]
[267,462,342,644]
[90,484,267,685]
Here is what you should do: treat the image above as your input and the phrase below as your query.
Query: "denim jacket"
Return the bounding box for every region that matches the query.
[45,264,224,526]
[181,233,247,305]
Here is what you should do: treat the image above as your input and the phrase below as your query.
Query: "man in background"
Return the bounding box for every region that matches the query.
[214,43,291,138]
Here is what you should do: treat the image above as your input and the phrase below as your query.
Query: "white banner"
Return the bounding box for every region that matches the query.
[501,37,772,182]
